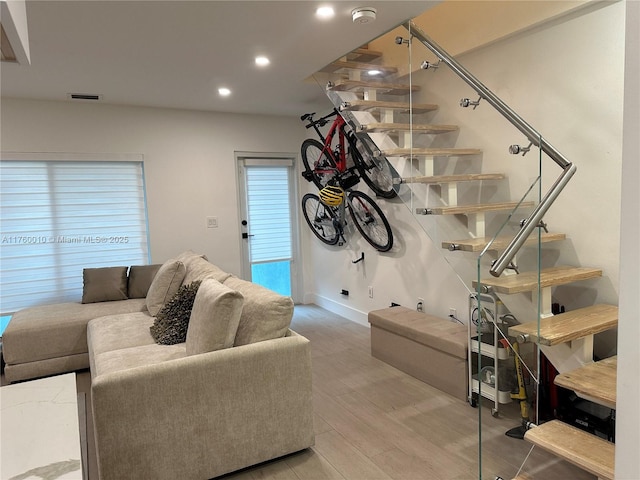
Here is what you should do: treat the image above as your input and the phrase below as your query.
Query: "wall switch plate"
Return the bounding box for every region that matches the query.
[206,216,218,228]
[368,286,373,298]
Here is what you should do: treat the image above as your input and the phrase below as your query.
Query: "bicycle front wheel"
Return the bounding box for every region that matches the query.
[301,139,336,190]
[351,136,397,199]
[301,193,340,246]
[347,190,393,252]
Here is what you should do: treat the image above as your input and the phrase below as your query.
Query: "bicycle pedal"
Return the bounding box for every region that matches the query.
[301,170,314,182]
[338,241,344,246]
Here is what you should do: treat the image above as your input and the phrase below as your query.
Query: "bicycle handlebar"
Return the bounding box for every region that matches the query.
[300,109,339,129]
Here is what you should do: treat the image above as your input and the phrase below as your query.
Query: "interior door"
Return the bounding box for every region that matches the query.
[236,154,300,301]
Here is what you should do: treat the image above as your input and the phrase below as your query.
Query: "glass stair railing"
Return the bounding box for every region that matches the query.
[308,19,616,480]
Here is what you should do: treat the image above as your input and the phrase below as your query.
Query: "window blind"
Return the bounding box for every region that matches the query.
[246,166,292,263]
[0,160,149,314]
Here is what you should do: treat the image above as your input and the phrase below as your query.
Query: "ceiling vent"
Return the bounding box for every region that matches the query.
[67,93,103,101]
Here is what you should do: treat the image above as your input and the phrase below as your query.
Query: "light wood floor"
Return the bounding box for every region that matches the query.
[221,305,594,480]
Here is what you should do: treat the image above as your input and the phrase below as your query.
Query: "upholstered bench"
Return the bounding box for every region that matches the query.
[368,306,468,402]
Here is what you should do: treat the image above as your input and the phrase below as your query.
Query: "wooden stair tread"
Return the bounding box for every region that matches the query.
[340,100,438,113]
[347,47,383,63]
[554,355,617,409]
[426,201,534,216]
[360,123,458,134]
[402,173,505,185]
[524,420,614,480]
[442,232,566,252]
[320,60,397,75]
[383,147,481,157]
[330,80,420,95]
[508,304,618,346]
[473,266,602,294]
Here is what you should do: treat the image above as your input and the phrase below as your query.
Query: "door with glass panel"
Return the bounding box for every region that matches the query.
[236,154,299,301]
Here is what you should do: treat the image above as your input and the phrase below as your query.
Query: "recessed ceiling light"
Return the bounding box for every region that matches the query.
[316,6,334,19]
[218,87,231,97]
[367,70,382,76]
[255,56,270,67]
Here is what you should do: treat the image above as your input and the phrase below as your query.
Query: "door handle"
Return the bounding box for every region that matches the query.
[242,233,255,239]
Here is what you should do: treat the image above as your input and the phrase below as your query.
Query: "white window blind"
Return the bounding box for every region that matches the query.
[0,160,149,314]
[246,166,292,263]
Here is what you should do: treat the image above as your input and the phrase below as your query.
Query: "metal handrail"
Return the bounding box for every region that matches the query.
[404,21,576,277]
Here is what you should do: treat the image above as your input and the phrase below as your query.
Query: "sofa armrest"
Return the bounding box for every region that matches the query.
[91,330,314,480]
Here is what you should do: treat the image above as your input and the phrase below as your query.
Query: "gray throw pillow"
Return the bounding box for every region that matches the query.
[150,281,201,345]
[82,266,129,303]
[185,279,244,355]
[128,264,162,299]
[145,259,186,316]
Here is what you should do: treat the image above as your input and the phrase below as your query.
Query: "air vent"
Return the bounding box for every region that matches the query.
[67,93,103,101]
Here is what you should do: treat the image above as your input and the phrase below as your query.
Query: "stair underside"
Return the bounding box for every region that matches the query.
[340,100,438,113]
[554,355,617,409]
[360,123,458,134]
[402,173,505,185]
[474,266,602,294]
[330,80,420,95]
[508,304,618,346]
[320,61,397,75]
[524,420,614,480]
[383,147,482,157]
[441,232,565,252]
[424,201,534,216]
[347,47,383,63]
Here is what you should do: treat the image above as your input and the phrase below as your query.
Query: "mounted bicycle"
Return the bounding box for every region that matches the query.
[301,168,393,252]
[300,109,396,199]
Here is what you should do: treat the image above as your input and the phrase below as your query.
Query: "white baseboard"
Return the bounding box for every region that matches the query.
[302,294,369,328]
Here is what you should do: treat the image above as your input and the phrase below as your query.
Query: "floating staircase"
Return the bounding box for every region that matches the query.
[313,31,617,480]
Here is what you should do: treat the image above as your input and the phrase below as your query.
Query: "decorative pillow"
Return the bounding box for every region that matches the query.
[128,264,162,299]
[224,276,294,346]
[82,266,129,304]
[182,256,232,285]
[145,259,186,316]
[150,281,202,345]
[185,279,244,355]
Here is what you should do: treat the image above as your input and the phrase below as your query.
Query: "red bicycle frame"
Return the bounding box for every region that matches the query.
[306,109,349,174]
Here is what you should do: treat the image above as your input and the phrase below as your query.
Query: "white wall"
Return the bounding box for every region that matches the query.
[615,1,639,477]
[0,98,307,282]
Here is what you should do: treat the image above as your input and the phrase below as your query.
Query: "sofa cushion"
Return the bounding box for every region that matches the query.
[88,312,157,358]
[185,279,244,355]
[150,281,201,345]
[3,299,148,365]
[82,266,129,303]
[182,256,232,285]
[92,343,187,377]
[146,259,186,316]
[128,264,162,298]
[223,276,294,346]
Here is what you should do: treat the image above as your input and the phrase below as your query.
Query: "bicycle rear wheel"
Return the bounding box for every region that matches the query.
[347,190,393,252]
[301,193,340,245]
[351,135,397,199]
[301,139,336,190]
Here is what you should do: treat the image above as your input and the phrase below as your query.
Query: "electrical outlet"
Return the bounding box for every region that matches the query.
[368,286,373,298]
[417,297,424,312]
[449,308,457,317]
[206,216,218,228]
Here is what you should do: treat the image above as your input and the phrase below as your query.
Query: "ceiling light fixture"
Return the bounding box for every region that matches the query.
[316,6,335,19]
[367,70,382,76]
[218,87,231,97]
[255,56,270,67]
[352,7,376,24]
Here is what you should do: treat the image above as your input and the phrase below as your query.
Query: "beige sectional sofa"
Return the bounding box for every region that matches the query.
[2,251,315,480]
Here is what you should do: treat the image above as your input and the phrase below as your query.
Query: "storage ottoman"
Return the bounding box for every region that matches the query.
[368,306,468,401]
